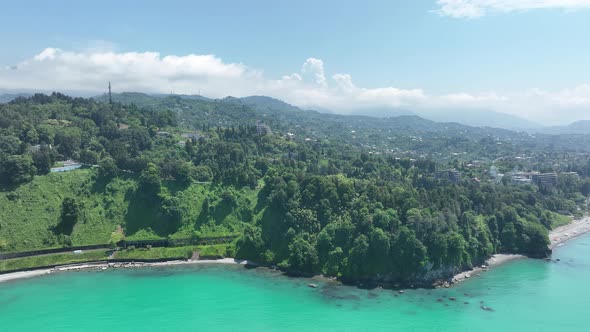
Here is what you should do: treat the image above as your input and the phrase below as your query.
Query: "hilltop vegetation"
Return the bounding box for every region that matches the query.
[1,93,590,284]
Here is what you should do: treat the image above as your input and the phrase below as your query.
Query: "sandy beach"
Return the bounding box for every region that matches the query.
[548,217,590,249]
[0,258,256,283]
[451,216,590,285]
[451,254,525,284]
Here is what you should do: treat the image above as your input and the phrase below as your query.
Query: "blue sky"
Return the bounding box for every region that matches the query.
[1,0,590,124]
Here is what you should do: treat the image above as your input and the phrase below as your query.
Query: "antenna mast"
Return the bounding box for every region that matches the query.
[108,81,112,104]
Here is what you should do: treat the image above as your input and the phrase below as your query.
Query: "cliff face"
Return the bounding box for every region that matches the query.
[331,262,463,289]
[358,262,476,288]
[420,263,458,283]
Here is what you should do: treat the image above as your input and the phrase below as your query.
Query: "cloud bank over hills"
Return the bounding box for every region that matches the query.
[1,47,589,126]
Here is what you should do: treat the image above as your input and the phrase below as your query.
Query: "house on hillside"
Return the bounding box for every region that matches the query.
[182,132,203,141]
[27,144,52,153]
[532,173,558,188]
[508,171,559,188]
[256,121,272,136]
[435,169,461,184]
[561,171,579,178]
[510,171,539,184]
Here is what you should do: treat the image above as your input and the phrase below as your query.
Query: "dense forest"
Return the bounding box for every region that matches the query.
[1,92,590,284]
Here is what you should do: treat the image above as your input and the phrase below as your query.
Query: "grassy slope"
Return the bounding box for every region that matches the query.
[0,170,139,252]
[0,170,259,253]
[0,244,233,273]
[0,170,100,252]
[0,250,109,272]
[550,212,572,228]
[114,244,232,260]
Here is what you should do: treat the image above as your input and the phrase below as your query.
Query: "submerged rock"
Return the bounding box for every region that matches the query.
[367,292,378,299]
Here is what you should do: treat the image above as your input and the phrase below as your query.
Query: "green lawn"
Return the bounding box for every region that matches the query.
[198,243,234,257]
[0,243,236,273]
[0,250,109,272]
[114,246,197,260]
[114,244,233,260]
[551,212,572,229]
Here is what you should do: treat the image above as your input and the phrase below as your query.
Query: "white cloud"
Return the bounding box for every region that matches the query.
[1,48,250,96]
[436,0,590,18]
[511,85,590,123]
[34,48,59,61]
[542,84,590,107]
[301,58,327,87]
[1,47,590,125]
[332,73,355,92]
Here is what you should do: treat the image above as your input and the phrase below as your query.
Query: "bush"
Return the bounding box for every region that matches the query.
[98,157,118,179]
[0,155,36,185]
[58,197,82,235]
[109,231,125,248]
[225,245,236,257]
[6,191,19,201]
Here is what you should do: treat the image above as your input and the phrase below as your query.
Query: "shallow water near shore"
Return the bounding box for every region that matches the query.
[1,235,590,331]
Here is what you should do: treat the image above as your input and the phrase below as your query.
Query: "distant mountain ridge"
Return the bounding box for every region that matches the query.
[538,120,590,135]
[237,96,539,131]
[239,95,308,113]
[328,107,416,118]
[341,106,539,130]
[94,92,534,137]
[415,109,540,130]
[0,93,32,103]
[81,91,590,153]
[101,92,521,145]
[0,91,576,132]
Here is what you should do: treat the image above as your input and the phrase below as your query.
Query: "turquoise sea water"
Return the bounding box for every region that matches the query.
[2,235,590,331]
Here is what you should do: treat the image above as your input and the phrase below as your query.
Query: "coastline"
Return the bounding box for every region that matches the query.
[548,217,590,249]
[451,216,590,285]
[450,254,525,285]
[0,258,256,283]
[3,217,590,286]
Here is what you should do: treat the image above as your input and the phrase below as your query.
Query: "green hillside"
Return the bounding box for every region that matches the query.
[0,169,255,252]
[2,92,590,284]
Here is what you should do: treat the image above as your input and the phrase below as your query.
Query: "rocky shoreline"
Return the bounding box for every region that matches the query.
[3,217,590,286]
[446,216,590,287]
[439,254,525,287]
[0,258,257,283]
